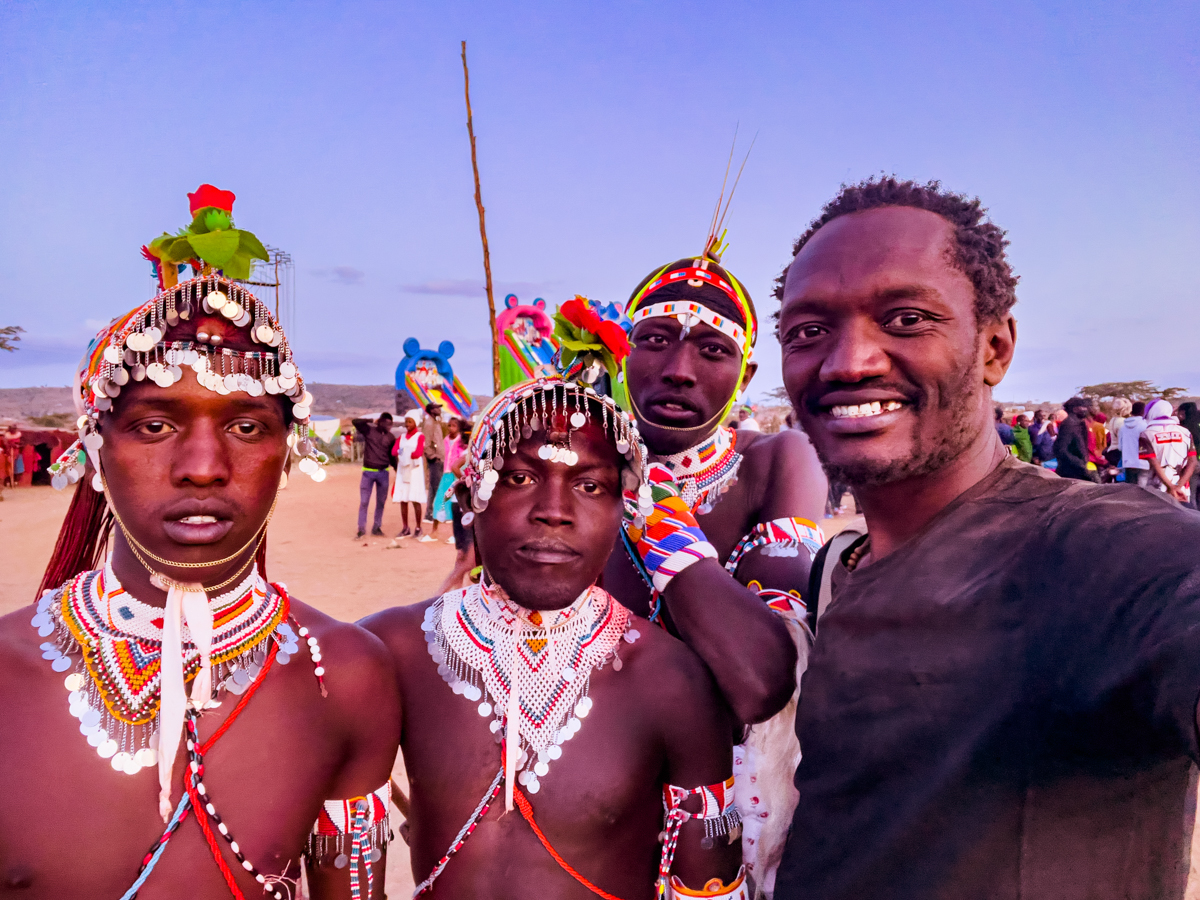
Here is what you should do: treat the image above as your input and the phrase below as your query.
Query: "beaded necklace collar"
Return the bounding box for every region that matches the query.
[659,426,742,514]
[424,580,639,811]
[31,563,297,776]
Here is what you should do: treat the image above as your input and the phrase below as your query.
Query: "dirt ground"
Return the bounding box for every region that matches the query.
[4,471,1199,898]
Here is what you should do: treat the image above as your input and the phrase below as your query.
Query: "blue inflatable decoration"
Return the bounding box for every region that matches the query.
[395,337,473,418]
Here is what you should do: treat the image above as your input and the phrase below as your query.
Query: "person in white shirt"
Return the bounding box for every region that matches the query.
[737,405,761,432]
[1139,399,1196,503]
[1118,400,1149,485]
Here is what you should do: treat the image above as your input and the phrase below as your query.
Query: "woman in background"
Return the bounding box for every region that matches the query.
[391,408,427,539]
[428,418,463,543]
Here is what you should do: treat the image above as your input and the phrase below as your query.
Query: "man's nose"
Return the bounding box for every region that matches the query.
[819,319,890,384]
[531,475,576,527]
[660,343,699,388]
[172,419,231,487]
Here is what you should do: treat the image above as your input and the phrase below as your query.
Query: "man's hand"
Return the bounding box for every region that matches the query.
[623,464,717,593]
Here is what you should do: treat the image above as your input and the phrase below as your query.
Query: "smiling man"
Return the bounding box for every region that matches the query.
[364,376,747,899]
[0,190,399,899]
[773,177,1200,900]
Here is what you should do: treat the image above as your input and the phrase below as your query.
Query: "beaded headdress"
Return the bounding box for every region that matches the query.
[49,189,326,492]
[462,376,652,520]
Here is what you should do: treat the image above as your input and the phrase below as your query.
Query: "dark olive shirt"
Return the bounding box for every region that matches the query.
[777,458,1200,900]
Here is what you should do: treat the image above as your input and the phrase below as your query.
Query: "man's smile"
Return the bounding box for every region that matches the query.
[811,393,913,435]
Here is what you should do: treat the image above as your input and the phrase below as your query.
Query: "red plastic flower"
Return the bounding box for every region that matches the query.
[188,184,236,216]
[560,297,603,334]
[596,320,630,362]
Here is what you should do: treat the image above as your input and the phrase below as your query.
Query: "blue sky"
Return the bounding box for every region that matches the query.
[1,0,1197,403]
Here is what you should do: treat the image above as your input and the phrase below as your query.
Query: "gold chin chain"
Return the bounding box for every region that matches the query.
[100,469,278,591]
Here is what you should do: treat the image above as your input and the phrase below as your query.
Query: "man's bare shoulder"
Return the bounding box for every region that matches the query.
[358,597,437,649]
[286,595,398,710]
[0,601,47,677]
[621,614,724,708]
[739,427,814,477]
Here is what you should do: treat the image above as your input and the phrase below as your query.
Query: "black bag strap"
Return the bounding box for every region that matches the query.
[805,528,866,636]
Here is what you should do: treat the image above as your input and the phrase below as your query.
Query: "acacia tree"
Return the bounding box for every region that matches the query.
[1079,381,1188,404]
[0,325,22,352]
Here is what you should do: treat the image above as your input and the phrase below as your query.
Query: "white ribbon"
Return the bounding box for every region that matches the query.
[155,580,214,822]
[504,628,521,813]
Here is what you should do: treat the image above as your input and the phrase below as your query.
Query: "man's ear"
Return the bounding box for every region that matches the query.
[739,360,759,394]
[982,315,1017,388]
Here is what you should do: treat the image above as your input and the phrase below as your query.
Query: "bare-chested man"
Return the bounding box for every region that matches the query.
[364,375,747,899]
[601,243,827,891]
[0,187,399,899]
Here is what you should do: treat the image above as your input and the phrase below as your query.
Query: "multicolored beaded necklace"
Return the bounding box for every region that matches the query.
[425,580,639,805]
[659,426,742,514]
[32,560,296,775]
[415,582,639,895]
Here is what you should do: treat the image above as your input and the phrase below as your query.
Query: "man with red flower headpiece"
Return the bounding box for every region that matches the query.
[0,188,399,899]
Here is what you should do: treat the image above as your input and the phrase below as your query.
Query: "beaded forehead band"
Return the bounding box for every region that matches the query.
[621,255,759,435]
[625,262,757,360]
[50,273,327,493]
[462,376,655,523]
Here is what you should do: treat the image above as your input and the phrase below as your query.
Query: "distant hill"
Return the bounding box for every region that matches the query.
[0,383,415,422]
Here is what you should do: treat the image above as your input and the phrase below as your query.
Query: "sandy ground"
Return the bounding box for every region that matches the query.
[4,472,1199,897]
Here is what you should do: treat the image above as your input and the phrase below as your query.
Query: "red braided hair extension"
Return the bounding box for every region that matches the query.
[37,478,112,600]
[513,788,629,900]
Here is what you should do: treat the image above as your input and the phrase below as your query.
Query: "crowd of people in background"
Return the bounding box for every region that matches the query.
[991,397,1200,508]
[350,403,480,583]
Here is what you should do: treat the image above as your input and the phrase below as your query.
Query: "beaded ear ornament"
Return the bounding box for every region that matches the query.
[49,273,327,492]
[462,377,655,524]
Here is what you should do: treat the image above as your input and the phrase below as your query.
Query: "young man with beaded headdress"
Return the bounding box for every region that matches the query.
[363,339,749,898]
[602,230,828,893]
[0,186,400,899]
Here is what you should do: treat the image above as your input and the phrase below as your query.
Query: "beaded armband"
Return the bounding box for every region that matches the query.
[658,776,742,893]
[724,517,824,577]
[307,783,391,900]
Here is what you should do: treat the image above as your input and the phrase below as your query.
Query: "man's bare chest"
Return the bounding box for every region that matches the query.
[0,653,341,898]
[400,658,666,853]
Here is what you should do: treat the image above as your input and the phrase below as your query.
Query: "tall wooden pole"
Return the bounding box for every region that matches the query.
[462,41,500,393]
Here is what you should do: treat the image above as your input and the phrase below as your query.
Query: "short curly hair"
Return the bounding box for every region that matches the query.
[773,176,1019,324]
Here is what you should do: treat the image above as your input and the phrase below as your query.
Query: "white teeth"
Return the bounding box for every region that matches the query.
[179,515,218,525]
[829,400,904,419]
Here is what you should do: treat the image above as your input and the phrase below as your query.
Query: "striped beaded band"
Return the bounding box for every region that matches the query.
[625,264,757,353]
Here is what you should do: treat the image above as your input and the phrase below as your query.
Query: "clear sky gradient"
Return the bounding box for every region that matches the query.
[2,0,1196,404]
